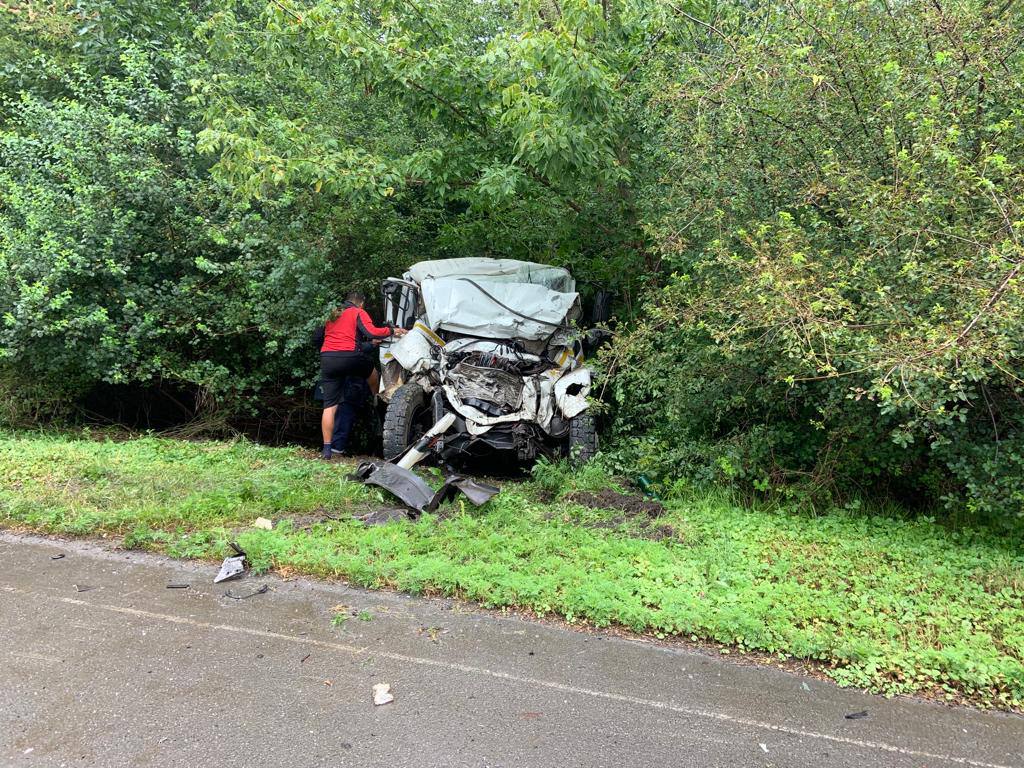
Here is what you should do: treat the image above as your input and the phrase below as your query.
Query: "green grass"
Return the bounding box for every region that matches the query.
[1,430,1022,709]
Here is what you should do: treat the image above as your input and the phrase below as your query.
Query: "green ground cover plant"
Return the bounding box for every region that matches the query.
[1,431,1021,709]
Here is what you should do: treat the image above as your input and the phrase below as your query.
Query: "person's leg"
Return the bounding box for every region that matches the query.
[367,367,380,396]
[321,405,337,447]
[333,376,371,453]
[320,355,343,458]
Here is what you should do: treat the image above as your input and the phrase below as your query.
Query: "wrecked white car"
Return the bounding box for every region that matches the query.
[377,258,600,464]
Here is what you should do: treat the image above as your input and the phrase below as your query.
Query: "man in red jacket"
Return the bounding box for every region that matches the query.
[319,290,406,459]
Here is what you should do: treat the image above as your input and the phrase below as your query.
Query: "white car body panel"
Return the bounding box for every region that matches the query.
[380,258,592,439]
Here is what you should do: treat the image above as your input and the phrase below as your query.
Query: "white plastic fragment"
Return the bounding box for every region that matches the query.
[372,683,394,706]
[252,517,273,530]
[397,413,457,470]
[553,366,592,418]
[759,743,769,754]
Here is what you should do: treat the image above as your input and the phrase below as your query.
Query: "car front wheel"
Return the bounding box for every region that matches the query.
[382,382,429,460]
[567,411,598,464]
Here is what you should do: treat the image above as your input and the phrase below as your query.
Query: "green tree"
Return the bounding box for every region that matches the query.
[196,0,684,296]
[0,1,429,419]
[608,0,1024,516]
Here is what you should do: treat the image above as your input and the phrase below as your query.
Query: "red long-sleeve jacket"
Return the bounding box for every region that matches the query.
[320,305,393,353]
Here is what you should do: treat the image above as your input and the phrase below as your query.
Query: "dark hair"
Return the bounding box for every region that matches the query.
[328,290,366,321]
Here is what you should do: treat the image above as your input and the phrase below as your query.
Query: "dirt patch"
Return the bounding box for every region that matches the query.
[558,491,679,542]
[565,489,664,518]
[281,505,415,530]
[353,507,413,526]
[281,510,343,530]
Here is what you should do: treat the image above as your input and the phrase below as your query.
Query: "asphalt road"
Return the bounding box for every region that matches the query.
[2,532,1022,768]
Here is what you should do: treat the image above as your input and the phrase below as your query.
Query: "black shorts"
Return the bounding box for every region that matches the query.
[320,352,373,407]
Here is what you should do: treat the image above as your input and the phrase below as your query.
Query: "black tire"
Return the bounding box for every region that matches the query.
[382,383,429,460]
[567,411,598,464]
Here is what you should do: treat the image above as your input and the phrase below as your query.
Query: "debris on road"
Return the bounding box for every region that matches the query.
[224,584,269,600]
[300,654,311,664]
[166,583,190,589]
[372,683,394,706]
[213,542,247,584]
[845,710,869,720]
[418,625,444,643]
[252,517,274,530]
[73,584,96,593]
[50,553,65,560]
[759,743,769,754]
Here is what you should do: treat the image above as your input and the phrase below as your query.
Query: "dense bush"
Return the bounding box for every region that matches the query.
[1,0,656,420]
[0,2,441,415]
[606,0,1024,516]
[3,0,1024,517]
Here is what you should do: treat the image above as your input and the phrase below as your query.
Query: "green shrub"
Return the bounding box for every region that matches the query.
[606,0,1024,518]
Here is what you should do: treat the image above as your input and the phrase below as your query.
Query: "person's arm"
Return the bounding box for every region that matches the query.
[355,309,394,340]
[312,325,325,350]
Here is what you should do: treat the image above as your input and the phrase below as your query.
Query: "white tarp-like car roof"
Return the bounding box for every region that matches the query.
[406,258,576,294]
[420,277,580,341]
[407,258,580,342]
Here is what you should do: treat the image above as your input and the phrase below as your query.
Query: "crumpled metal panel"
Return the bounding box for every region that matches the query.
[389,326,436,374]
[442,376,542,433]
[445,476,500,506]
[213,542,247,583]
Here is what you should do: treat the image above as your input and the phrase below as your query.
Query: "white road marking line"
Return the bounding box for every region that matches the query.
[9,651,64,664]
[4,586,1017,768]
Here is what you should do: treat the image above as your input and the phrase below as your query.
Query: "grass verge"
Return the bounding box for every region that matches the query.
[1,430,1022,709]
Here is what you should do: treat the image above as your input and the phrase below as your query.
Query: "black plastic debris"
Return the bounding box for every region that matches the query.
[351,461,499,515]
[50,554,66,560]
[352,462,435,513]
[224,584,269,600]
[445,475,501,506]
[845,710,869,720]
[166,583,190,589]
[214,542,247,584]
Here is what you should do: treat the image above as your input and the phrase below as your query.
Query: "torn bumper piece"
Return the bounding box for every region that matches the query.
[352,461,499,515]
[214,542,247,584]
